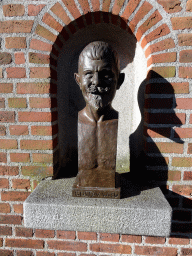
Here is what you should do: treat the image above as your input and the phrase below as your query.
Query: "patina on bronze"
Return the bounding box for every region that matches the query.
[72,41,124,199]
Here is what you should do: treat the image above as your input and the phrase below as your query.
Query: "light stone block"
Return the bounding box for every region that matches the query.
[24,178,172,237]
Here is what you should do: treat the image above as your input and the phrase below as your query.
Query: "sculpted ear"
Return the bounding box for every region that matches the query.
[74,73,81,88]
[117,73,125,90]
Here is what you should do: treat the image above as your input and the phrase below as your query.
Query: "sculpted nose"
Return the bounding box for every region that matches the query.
[92,72,99,85]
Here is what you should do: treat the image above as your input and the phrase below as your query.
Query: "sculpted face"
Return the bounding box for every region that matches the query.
[75,56,120,111]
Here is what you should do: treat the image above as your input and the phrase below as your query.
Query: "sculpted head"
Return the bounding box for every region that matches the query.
[75,41,124,112]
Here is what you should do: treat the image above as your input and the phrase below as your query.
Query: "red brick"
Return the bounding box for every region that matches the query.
[169,237,189,245]
[35,229,54,238]
[20,140,55,150]
[30,67,51,78]
[35,24,57,43]
[1,191,30,202]
[112,0,126,15]
[78,232,97,240]
[137,11,162,41]
[0,125,6,136]
[0,69,2,78]
[36,252,54,256]
[0,166,19,176]
[179,66,192,78]
[0,203,11,213]
[172,157,192,167]
[0,215,22,225]
[135,246,177,255]
[57,253,75,256]
[8,98,27,108]
[30,39,52,52]
[146,82,189,94]
[145,113,185,124]
[0,20,34,33]
[29,52,50,65]
[62,0,81,19]
[178,33,192,46]
[13,204,23,214]
[21,166,53,179]
[102,0,111,12]
[56,231,76,240]
[15,52,25,65]
[180,50,192,63]
[0,111,15,123]
[141,24,170,47]
[0,250,13,256]
[31,125,58,136]
[147,52,177,66]
[181,248,192,255]
[9,125,28,136]
[3,4,25,17]
[0,139,17,149]
[0,152,7,163]
[145,38,175,58]
[17,83,55,94]
[91,0,100,11]
[51,3,71,25]
[184,172,192,180]
[7,67,26,78]
[48,240,87,251]
[12,179,30,189]
[188,143,192,154]
[33,153,53,163]
[18,112,56,122]
[43,13,63,33]
[148,66,176,78]
[187,0,192,11]
[0,178,9,188]
[0,226,12,236]
[145,236,165,244]
[90,243,131,254]
[172,17,192,29]
[157,0,182,13]
[5,37,26,49]
[121,235,142,243]
[16,251,33,256]
[99,233,119,242]
[15,227,33,237]
[122,0,141,21]
[78,0,90,14]
[0,98,5,108]
[168,171,181,181]
[147,142,183,153]
[172,185,192,196]
[28,4,45,16]
[176,98,192,110]
[0,52,12,65]
[5,239,44,249]
[0,83,13,93]
[174,128,192,138]
[130,3,153,31]
[29,97,56,108]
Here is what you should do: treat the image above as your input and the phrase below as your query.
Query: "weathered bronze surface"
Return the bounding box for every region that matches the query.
[72,41,124,199]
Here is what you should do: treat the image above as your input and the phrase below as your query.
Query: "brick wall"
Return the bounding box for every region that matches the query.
[0,0,192,255]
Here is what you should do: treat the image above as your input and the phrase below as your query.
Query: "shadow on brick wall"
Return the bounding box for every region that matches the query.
[127,70,192,237]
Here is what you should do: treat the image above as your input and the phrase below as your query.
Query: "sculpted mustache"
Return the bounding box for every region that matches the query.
[87,85,111,94]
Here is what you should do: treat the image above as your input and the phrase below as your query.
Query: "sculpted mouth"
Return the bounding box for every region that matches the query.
[87,85,110,94]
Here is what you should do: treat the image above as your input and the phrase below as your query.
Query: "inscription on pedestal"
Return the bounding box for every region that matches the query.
[72,187,120,199]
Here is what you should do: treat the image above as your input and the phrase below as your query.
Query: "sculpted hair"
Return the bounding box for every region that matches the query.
[78,41,120,73]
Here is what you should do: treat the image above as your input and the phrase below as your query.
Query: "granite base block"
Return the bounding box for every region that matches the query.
[24,178,172,237]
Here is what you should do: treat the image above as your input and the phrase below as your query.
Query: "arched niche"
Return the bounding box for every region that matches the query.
[57,21,147,177]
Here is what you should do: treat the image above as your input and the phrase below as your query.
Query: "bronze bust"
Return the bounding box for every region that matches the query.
[72,41,124,198]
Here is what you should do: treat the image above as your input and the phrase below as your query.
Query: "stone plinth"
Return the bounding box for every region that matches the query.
[24,178,172,237]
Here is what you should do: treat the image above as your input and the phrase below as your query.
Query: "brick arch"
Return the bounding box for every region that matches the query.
[28,0,177,174]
